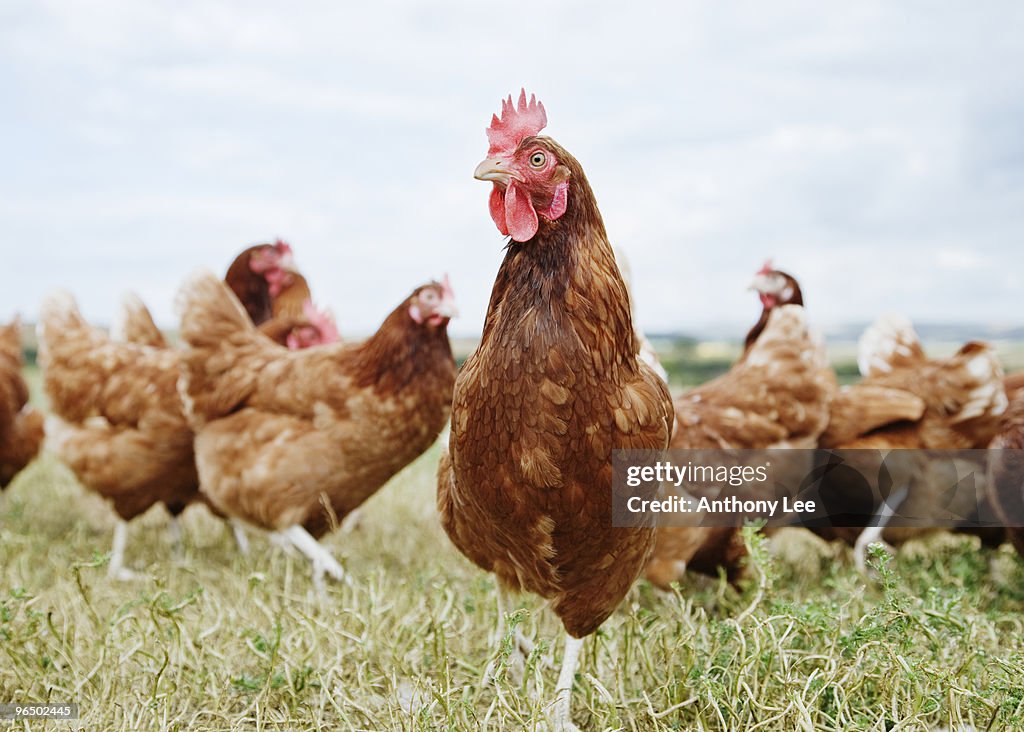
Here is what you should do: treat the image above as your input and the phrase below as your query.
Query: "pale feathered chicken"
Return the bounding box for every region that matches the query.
[823,316,1007,450]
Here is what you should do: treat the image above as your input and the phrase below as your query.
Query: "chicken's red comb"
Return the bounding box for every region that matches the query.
[302,300,340,345]
[757,259,774,275]
[273,239,293,255]
[440,273,455,301]
[486,89,547,155]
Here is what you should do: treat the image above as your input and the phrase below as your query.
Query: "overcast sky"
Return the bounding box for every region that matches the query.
[3,1,1022,338]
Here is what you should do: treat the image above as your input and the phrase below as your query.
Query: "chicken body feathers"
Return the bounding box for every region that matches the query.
[37,292,198,519]
[178,271,455,537]
[647,304,835,588]
[439,144,673,638]
[0,319,43,487]
[112,292,168,348]
[672,305,835,451]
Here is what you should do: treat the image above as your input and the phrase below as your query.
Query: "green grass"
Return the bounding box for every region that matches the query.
[4,445,1024,731]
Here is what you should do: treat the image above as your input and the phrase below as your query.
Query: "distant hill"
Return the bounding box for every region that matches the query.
[649,322,1024,344]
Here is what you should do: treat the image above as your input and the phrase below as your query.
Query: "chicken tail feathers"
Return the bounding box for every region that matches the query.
[113,292,167,348]
[176,270,266,425]
[858,314,926,378]
[177,270,255,348]
[37,291,96,363]
[947,341,1008,424]
[37,292,112,421]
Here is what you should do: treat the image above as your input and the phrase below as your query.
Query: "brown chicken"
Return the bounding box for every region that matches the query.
[177,271,456,584]
[822,316,1006,450]
[223,240,299,325]
[257,297,341,350]
[38,293,202,578]
[987,390,1024,556]
[97,274,327,561]
[1005,371,1024,398]
[744,261,804,353]
[817,315,1009,568]
[0,318,44,488]
[112,293,168,348]
[437,91,673,731]
[645,267,835,589]
[221,240,340,349]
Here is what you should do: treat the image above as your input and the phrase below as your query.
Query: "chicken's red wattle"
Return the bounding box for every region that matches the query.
[489,180,568,243]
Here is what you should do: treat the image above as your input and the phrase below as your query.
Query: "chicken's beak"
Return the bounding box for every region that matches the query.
[474,157,515,186]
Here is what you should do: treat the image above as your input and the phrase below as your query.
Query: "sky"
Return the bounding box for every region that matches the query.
[2,1,1022,338]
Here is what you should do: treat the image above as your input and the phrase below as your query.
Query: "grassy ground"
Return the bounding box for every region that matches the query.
[3,447,1024,731]
[5,357,1024,731]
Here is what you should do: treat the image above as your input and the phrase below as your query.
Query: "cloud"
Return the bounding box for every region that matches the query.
[1,1,1022,338]
[936,249,989,271]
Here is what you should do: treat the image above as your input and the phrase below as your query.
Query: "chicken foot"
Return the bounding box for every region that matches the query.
[277,525,346,588]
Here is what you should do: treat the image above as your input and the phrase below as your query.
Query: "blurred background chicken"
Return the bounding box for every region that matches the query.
[112,293,168,348]
[36,242,337,578]
[0,318,44,489]
[223,239,299,325]
[438,91,673,732]
[38,293,203,579]
[987,388,1024,556]
[1004,371,1024,400]
[646,264,834,589]
[224,240,340,349]
[116,241,340,352]
[177,272,456,586]
[744,260,804,353]
[816,314,1009,569]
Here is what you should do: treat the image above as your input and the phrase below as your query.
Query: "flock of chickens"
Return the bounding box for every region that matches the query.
[1,90,1022,730]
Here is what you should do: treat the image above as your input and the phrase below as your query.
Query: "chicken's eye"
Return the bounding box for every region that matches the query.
[529,151,546,168]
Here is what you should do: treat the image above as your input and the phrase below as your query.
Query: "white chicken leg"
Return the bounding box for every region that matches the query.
[854,484,909,573]
[278,525,346,587]
[549,633,584,732]
[108,520,142,580]
[230,518,251,555]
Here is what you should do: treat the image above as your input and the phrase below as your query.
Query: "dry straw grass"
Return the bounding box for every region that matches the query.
[3,443,1024,730]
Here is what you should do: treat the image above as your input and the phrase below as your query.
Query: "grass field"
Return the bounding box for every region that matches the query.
[4,451,1024,732]
[4,361,1024,731]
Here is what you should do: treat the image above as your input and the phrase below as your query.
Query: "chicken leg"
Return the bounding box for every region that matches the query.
[108,520,142,581]
[230,518,251,555]
[278,525,346,588]
[853,484,909,573]
[549,633,584,732]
